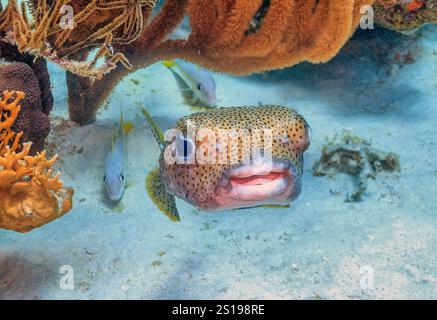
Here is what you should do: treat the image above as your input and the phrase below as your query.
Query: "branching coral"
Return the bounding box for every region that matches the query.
[0,61,51,154]
[0,0,156,79]
[0,38,53,116]
[0,90,74,233]
[55,0,156,56]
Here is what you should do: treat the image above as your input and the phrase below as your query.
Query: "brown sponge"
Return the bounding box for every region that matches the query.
[0,61,51,154]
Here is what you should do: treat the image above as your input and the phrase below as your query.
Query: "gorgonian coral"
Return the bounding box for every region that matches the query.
[65,0,376,124]
[0,90,74,233]
[4,0,435,125]
[0,0,156,79]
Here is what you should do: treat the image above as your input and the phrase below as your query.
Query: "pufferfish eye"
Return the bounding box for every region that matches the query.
[174,133,196,163]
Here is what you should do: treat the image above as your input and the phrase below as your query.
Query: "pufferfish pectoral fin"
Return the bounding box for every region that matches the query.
[146,168,180,222]
[259,205,290,209]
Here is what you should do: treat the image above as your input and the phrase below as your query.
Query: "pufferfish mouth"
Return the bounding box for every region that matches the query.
[215,158,301,208]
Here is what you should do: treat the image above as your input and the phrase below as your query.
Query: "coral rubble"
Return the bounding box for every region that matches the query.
[0,90,74,233]
[313,130,400,202]
[375,0,437,32]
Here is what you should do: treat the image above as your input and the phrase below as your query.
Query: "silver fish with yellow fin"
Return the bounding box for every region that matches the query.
[162,59,217,107]
[104,112,134,202]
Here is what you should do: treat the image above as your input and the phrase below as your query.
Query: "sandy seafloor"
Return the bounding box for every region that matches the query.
[1,26,437,300]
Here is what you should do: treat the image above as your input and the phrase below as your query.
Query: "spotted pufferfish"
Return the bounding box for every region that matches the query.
[143,106,311,221]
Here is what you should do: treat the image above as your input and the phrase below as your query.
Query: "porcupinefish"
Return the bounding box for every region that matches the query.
[104,112,133,202]
[162,59,217,107]
[143,106,311,221]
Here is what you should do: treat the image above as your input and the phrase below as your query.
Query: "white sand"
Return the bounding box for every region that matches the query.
[1,26,436,299]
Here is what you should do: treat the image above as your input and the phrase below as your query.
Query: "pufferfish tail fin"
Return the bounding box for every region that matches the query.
[146,168,180,222]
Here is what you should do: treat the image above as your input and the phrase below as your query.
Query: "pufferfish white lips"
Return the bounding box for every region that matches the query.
[214,158,300,209]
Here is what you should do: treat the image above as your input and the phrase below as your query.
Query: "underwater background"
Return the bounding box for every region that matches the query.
[1,4,437,299]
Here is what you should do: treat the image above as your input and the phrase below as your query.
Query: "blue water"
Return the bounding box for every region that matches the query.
[1,26,437,299]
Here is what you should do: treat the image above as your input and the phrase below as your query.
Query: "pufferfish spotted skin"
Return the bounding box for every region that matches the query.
[144,106,311,221]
